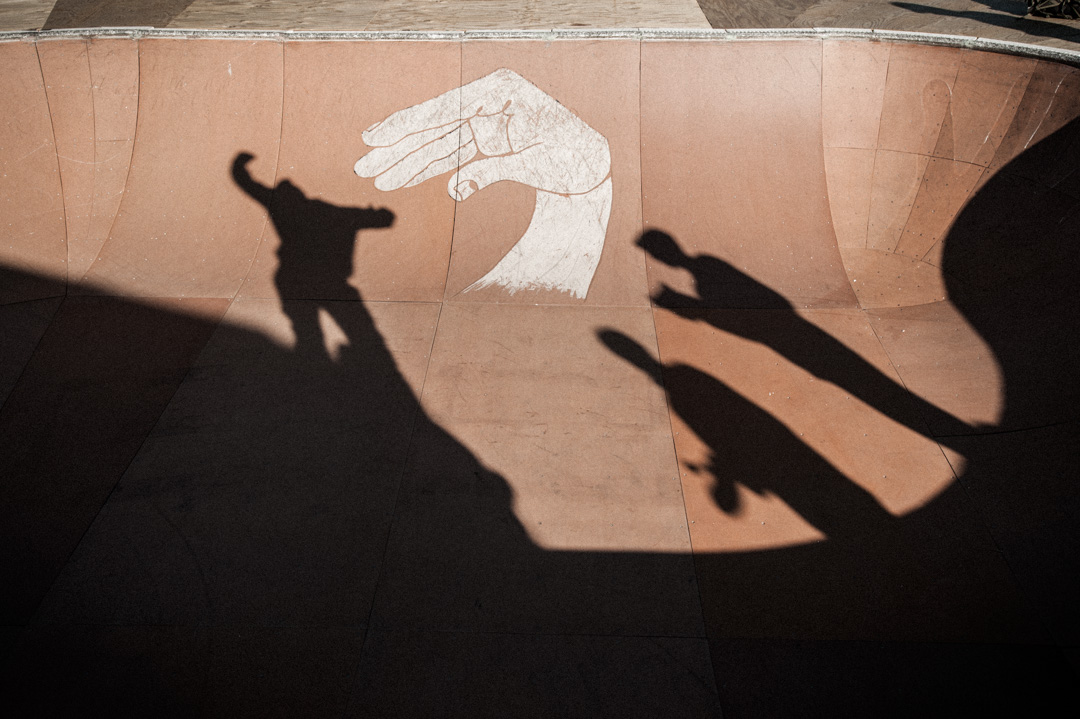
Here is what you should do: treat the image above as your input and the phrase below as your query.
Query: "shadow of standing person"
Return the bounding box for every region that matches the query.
[232,152,394,360]
[638,229,974,445]
[598,329,897,540]
[223,154,710,712]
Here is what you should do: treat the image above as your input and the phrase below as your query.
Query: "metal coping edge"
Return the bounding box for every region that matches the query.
[1,26,1078,65]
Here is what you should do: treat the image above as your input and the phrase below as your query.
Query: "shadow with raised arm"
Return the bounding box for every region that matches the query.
[232,152,394,360]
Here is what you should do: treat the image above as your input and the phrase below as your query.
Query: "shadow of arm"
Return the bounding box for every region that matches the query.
[231,152,273,208]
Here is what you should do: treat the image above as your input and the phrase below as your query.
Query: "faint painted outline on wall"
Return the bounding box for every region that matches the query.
[355,69,612,299]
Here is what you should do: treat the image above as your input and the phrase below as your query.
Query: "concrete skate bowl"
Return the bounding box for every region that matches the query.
[2,30,1077,716]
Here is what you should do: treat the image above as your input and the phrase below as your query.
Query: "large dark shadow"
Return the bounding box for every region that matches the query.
[601,115,1080,713]
[891,2,1080,41]
[696,0,1080,44]
[0,157,718,716]
[1,105,1078,714]
[694,0,821,29]
[43,0,197,29]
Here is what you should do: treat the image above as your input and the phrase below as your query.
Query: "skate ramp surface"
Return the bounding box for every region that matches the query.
[2,31,1078,716]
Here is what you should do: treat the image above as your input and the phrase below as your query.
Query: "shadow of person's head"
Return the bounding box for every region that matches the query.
[637,230,691,268]
[638,230,788,310]
[274,179,305,205]
[597,328,663,384]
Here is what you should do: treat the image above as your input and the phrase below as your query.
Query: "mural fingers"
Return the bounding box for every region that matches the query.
[354,121,470,180]
[361,86,464,147]
[404,140,478,189]
[370,125,475,191]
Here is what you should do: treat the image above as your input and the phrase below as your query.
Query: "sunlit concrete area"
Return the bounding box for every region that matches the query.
[1,12,1079,719]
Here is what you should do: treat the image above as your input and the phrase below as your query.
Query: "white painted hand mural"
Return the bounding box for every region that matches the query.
[354,69,612,299]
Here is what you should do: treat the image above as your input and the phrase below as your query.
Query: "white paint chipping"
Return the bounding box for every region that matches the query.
[355,69,612,298]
